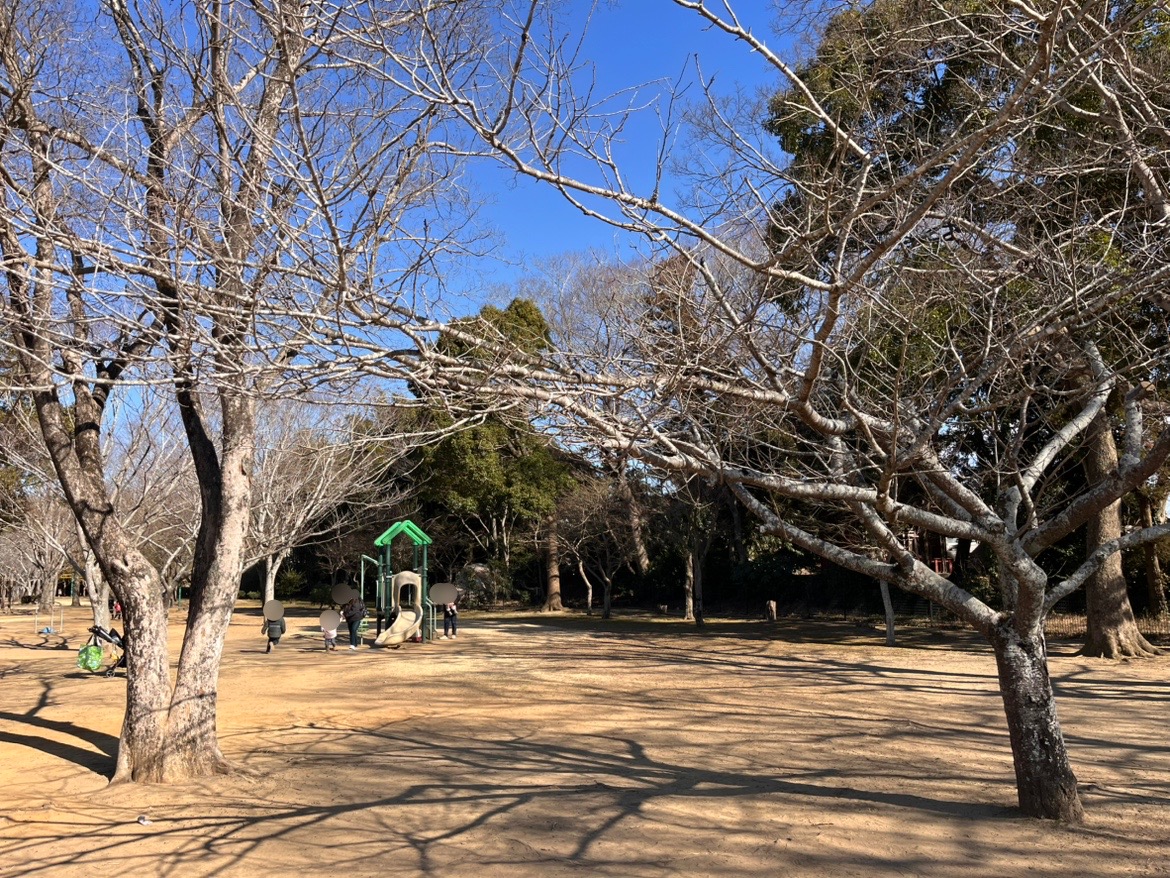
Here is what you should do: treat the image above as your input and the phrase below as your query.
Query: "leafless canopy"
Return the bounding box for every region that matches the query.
[385,0,1170,640]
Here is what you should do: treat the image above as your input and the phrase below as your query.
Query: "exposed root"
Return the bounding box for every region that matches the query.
[1081,631,1163,659]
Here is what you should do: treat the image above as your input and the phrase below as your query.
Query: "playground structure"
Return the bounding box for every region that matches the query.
[362,520,438,646]
[374,571,425,646]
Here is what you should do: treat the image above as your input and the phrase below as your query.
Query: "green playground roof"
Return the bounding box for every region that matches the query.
[374,519,432,547]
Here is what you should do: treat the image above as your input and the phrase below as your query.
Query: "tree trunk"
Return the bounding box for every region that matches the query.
[616,470,651,576]
[577,559,594,614]
[262,552,288,605]
[691,547,705,628]
[84,550,110,632]
[543,519,563,611]
[111,557,177,782]
[1138,492,1168,617]
[990,621,1084,823]
[601,570,612,619]
[37,569,57,613]
[727,488,748,566]
[683,552,695,621]
[879,580,896,646]
[1082,414,1160,657]
[156,390,255,781]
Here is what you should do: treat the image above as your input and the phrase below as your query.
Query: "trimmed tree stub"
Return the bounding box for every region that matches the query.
[765,601,777,621]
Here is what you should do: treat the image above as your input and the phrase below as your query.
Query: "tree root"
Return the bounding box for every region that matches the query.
[1080,631,1163,659]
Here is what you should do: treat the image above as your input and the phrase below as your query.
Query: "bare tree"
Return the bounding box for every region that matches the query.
[246,400,406,604]
[392,0,1170,823]
[557,478,636,619]
[0,1,478,782]
[6,490,75,612]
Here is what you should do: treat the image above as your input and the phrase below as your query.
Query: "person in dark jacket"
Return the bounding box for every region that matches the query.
[442,600,458,639]
[262,616,286,653]
[341,595,366,650]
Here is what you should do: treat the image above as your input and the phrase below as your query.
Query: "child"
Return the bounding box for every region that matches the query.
[262,616,286,653]
[321,619,338,651]
[442,600,458,639]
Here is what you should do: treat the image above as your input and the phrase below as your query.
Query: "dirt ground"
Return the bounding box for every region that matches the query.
[1,603,1167,878]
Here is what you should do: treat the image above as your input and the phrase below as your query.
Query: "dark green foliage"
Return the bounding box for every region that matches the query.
[413,299,578,594]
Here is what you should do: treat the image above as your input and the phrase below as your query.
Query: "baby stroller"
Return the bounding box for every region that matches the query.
[77,625,127,677]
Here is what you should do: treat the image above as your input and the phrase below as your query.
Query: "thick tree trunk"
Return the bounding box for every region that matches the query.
[616,471,651,576]
[37,570,57,613]
[990,621,1084,823]
[1082,415,1160,657]
[1138,492,1168,617]
[109,554,177,783]
[601,571,612,619]
[158,391,255,781]
[879,580,896,646]
[683,552,695,621]
[543,520,563,611]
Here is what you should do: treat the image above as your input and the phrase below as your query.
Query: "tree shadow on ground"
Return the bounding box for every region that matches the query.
[0,682,118,778]
[483,611,994,654]
[1,634,75,651]
[0,722,1025,878]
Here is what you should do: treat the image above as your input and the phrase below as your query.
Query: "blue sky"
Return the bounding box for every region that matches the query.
[470,1,786,291]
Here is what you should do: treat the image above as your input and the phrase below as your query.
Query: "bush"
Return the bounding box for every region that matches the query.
[276,568,308,600]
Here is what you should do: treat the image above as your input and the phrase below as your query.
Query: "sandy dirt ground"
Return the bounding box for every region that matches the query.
[1,602,1167,878]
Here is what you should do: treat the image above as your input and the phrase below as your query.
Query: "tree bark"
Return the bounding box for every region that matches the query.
[727,487,748,566]
[84,549,110,633]
[154,389,255,782]
[616,470,651,576]
[1138,491,1168,617]
[543,519,564,611]
[879,580,896,646]
[990,621,1084,823]
[37,569,57,613]
[1082,414,1160,657]
[110,558,177,783]
[577,559,594,614]
[683,552,695,621]
[691,547,705,628]
[601,570,612,619]
[262,550,290,604]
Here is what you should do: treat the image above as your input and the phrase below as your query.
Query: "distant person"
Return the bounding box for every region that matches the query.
[321,619,338,652]
[112,600,122,620]
[341,595,366,650]
[442,600,458,639]
[262,615,286,653]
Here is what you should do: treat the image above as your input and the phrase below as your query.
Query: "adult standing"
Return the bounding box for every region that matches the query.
[341,593,366,650]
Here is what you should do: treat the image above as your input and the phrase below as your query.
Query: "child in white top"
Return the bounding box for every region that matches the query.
[321,621,338,651]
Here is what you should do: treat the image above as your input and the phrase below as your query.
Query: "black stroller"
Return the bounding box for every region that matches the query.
[77,625,127,677]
